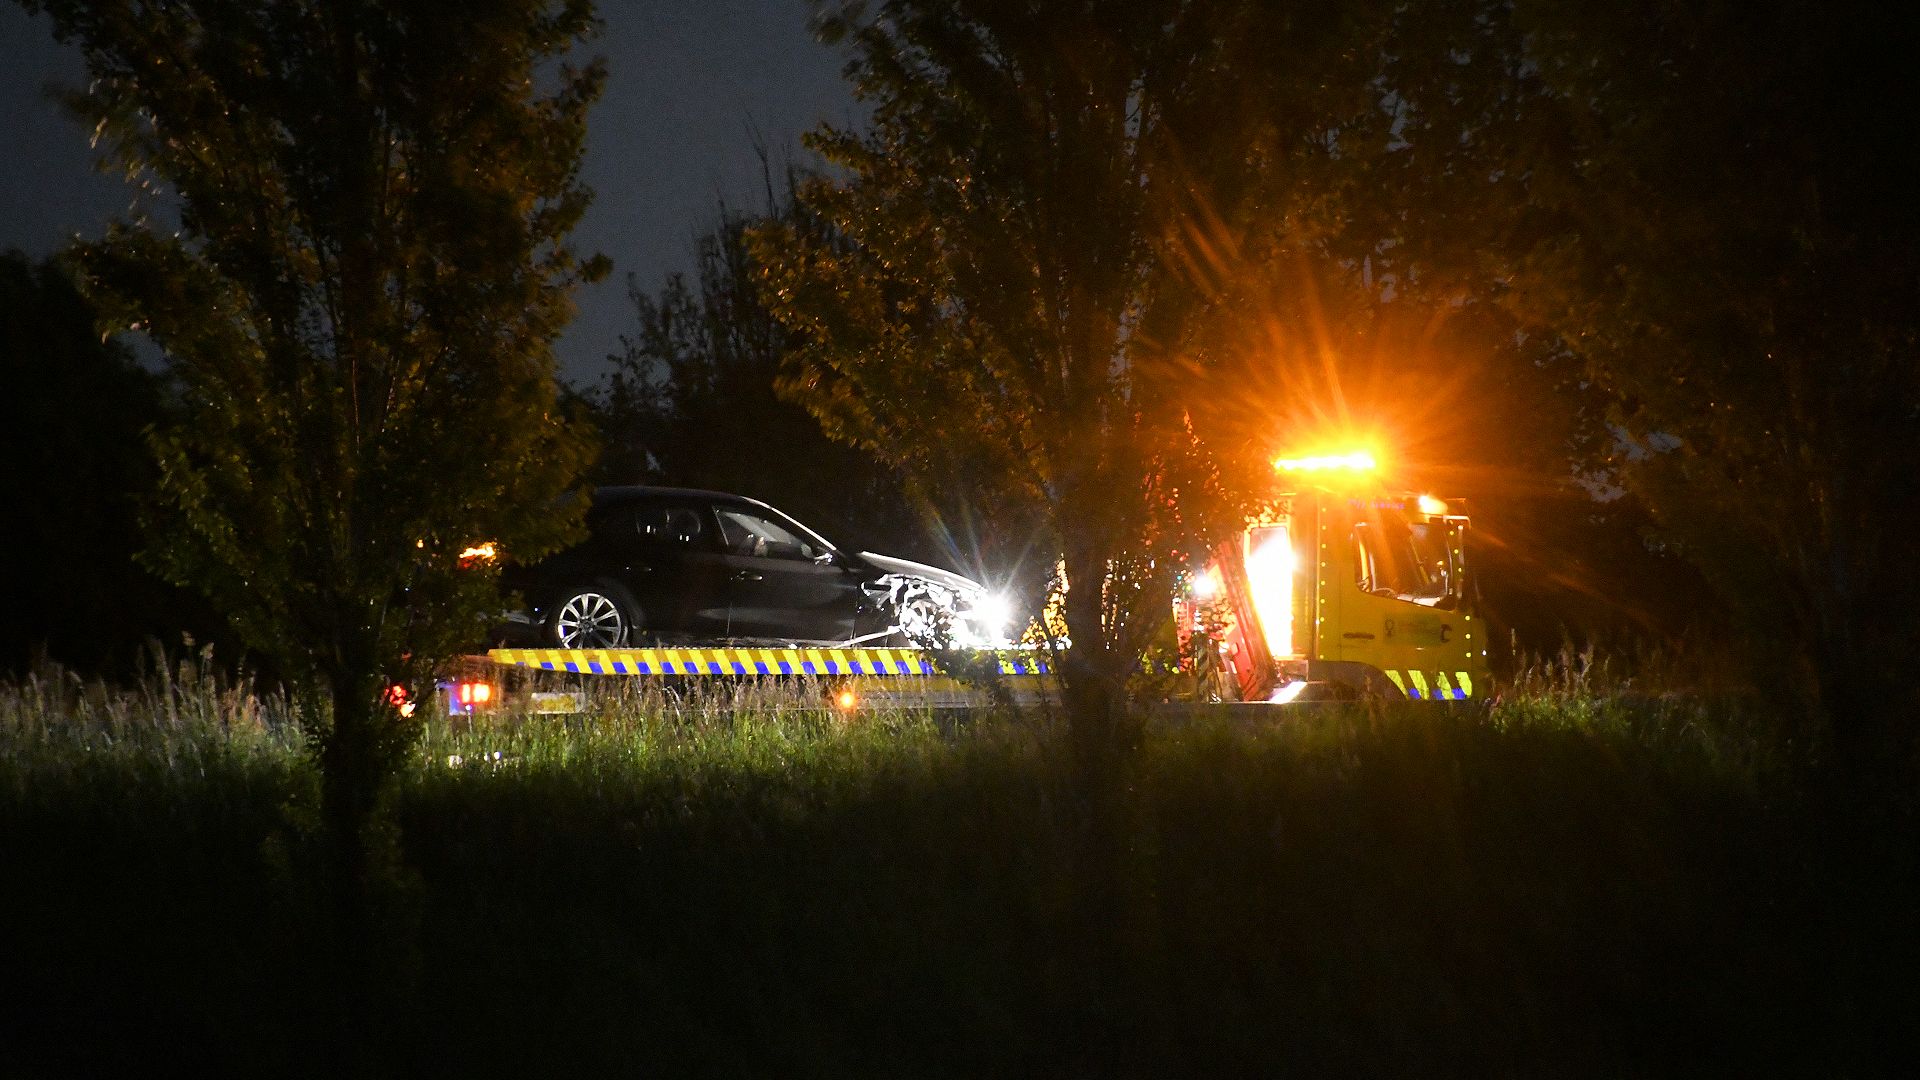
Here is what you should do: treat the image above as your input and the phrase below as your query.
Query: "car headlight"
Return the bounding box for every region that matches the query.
[962,592,1015,641]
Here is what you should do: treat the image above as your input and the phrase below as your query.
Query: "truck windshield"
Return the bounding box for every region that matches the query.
[1354,517,1456,606]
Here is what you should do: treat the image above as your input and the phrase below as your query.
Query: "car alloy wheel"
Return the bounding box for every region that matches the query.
[553,590,630,649]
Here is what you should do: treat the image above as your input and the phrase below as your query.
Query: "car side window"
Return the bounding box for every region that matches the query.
[634,504,708,548]
[715,509,819,562]
[587,506,637,548]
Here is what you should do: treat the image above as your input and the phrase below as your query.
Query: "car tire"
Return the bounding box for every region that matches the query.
[545,583,641,649]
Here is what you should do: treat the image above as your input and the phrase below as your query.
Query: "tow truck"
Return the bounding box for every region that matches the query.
[1175,450,1489,702]
[434,449,1489,715]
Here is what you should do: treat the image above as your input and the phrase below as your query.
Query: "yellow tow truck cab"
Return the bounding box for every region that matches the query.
[1175,453,1490,702]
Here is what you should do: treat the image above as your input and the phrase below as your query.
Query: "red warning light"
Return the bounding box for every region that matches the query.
[386,683,416,718]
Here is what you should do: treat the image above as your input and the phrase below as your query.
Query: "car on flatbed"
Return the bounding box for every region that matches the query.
[498,486,1009,650]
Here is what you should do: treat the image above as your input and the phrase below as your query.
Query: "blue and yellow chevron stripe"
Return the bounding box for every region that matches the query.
[1381,669,1477,700]
[487,647,1052,677]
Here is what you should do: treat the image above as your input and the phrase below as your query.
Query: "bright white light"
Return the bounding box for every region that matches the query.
[1190,566,1222,600]
[972,592,1014,633]
[1270,679,1309,704]
[1244,526,1297,658]
[1417,494,1449,517]
[954,592,1016,646]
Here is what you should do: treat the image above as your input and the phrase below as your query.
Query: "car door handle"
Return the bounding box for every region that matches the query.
[733,571,764,582]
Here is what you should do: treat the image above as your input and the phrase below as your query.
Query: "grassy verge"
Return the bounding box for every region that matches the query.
[2,659,1910,1076]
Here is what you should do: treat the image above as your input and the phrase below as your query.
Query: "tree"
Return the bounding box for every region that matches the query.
[598,181,937,565]
[755,0,1409,767]
[0,250,216,675]
[1237,0,1716,664]
[22,0,604,880]
[1463,0,1920,772]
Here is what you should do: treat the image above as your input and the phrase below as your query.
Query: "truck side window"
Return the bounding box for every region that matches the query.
[1352,522,1398,595]
[1403,522,1455,606]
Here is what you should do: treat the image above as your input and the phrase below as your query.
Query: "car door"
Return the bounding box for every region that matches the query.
[711,503,865,642]
[601,498,732,640]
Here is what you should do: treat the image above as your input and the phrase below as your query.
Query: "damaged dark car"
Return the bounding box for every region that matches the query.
[498,487,1011,649]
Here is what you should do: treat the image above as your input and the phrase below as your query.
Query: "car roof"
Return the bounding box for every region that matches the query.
[591,485,772,511]
[591,485,844,549]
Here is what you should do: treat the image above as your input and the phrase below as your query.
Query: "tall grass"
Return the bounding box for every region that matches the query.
[0,646,306,841]
[1,653,1906,1076]
[1498,640,1798,788]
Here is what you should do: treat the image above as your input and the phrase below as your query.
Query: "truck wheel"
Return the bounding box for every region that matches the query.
[547,584,640,649]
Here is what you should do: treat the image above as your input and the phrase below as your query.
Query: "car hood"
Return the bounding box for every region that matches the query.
[856,551,985,597]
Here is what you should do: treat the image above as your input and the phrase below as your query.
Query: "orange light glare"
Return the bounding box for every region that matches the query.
[456,681,494,707]
[1417,494,1450,516]
[835,688,858,711]
[1274,450,1378,473]
[459,542,498,562]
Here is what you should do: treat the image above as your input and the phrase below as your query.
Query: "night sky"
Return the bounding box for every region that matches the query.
[0,1,860,385]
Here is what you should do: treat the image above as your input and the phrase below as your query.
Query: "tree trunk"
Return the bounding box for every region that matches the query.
[1058,536,1142,782]
[1813,638,1915,807]
[318,674,384,920]
[313,660,427,1068]
[1053,527,1161,1074]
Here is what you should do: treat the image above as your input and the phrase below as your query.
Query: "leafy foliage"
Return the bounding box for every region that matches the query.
[0,251,216,674]
[1176,1,1707,664]
[22,0,605,849]
[1444,0,1920,764]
